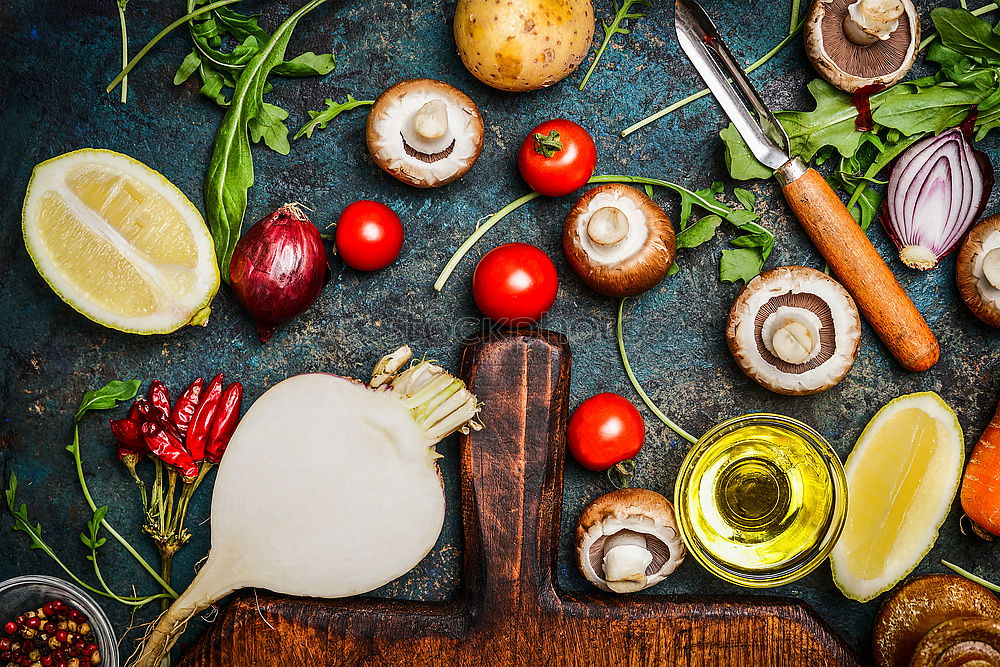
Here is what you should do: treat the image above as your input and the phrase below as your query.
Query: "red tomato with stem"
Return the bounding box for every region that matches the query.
[517,119,597,197]
[472,243,558,327]
[335,200,404,271]
[567,393,645,471]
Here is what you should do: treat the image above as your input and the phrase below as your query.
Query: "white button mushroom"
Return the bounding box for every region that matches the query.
[804,0,919,93]
[726,266,862,396]
[575,488,686,594]
[956,215,1000,328]
[563,184,676,298]
[366,79,484,189]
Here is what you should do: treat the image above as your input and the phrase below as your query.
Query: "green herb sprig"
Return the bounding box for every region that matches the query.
[579,0,651,91]
[433,175,771,291]
[294,95,374,141]
[5,381,181,608]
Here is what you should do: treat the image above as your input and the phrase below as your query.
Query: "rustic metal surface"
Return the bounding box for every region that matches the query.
[0,0,997,662]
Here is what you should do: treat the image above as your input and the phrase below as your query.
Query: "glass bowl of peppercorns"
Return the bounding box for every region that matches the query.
[0,576,117,667]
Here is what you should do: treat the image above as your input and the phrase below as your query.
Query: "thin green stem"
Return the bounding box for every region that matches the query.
[70,427,179,597]
[616,299,698,444]
[621,20,805,137]
[789,0,801,34]
[432,191,542,291]
[106,0,243,93]
[117,2,129,103]
[579,1,646,91]
[942,560,1000,593]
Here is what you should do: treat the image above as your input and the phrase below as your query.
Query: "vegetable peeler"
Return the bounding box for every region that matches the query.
[674,0,939,372]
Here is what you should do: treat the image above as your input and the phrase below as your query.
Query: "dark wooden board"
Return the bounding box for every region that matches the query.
[179,330,860,666]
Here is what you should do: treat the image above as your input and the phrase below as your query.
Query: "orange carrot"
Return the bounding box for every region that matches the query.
[961,396,1000,538]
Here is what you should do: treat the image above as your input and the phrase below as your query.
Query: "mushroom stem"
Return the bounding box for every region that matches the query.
[771,319,816,365]
[843,0,904,45]
[413,99,449,141]
[587,206,630,246]
[983,248,1000,290]
[603,530,652,594]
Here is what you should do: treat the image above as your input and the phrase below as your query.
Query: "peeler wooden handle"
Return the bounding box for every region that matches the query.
[778,162,939,372]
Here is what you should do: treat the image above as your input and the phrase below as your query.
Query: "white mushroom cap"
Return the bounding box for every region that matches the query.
[563,184,676,297]
[366,79,484,188]
[804,0,919,93]
[575,488,686,594]
[726,266,861,396]
[957,215,1000,328]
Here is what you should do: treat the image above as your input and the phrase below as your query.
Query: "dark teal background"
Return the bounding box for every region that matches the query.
[1,0,998,661]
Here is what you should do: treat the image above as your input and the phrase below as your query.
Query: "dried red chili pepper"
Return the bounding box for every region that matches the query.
[149,380,171,416]
[186,374,224,462]
[117,445,141,466]
[109,416,145,451]
[171,377,204,437]
[141,422,199,481]
[205,383,243,464]
[136,400,183,441]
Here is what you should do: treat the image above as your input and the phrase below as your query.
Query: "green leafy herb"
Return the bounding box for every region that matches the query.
[579,0,651,91]
[75,379,141,422]
[433,175,773,291]
[294,95,374,141]
[204,0,330,280]
[176,0,336,108]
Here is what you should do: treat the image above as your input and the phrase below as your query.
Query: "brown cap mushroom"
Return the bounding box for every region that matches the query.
[575,488,686,594]
[957,214,1000,328]
[563,184,676,297]
[873,574,1000,667]
[366,79,484,188]
[726,266,861,396]
[911,617,1000,667]
[804,0,920,93]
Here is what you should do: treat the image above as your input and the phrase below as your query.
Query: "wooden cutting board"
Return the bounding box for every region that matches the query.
[179,329,861,666]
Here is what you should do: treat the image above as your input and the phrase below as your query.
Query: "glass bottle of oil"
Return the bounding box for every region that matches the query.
[674,414,847,587]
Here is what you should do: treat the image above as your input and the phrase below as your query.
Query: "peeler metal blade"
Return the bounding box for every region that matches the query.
[674,0,791,171]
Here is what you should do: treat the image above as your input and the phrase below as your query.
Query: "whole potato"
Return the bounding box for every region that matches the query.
[454,0,595,92]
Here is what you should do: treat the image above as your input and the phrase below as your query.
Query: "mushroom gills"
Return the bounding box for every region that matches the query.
[589,528,676,591]
[844,0,903,45]
[755,297,836,373]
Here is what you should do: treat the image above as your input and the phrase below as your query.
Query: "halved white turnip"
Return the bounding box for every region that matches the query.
[131,347,480,667]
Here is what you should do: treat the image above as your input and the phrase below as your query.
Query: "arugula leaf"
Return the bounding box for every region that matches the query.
[677,181,723,229]
[174,50,202,84]
[578,0,651,91]
[676,214,722,249]
[721,247,767,284]
[932,7,1000,64]
[872,84,988,135]
[80,506,109,551]
[205,0,331,279]
[248,102,291,155]
[274,52,336,76]
[733,187,756,213]
[294,95,374,141]
[75,380,141,422]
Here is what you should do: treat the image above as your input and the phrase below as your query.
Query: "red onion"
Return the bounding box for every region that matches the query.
[229,204,328,342]
[883,128,993,270]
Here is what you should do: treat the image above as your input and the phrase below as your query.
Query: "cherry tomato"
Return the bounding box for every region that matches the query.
[472,243,558,326]
[567,393,645,471]
[335,200,404,271]
[517,119,597,197]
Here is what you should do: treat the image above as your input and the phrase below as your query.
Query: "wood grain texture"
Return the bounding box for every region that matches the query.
[782,168,939,372]
[178,329,861,666]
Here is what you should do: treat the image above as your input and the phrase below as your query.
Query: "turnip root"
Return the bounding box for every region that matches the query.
[131,347,480,667]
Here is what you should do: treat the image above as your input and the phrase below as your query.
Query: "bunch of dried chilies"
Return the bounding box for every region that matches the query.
[110,376,242,595]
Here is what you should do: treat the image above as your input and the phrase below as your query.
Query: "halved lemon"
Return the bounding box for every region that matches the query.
[22,149,219,334]
[831,392,964,602]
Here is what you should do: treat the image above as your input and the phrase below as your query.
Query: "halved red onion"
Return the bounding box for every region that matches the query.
[882,128,994,270]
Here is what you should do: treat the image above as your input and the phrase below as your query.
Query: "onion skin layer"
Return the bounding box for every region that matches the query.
[229,204,328,342]
[881,128,993,271]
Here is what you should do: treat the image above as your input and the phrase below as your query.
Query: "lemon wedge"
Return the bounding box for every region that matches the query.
[831,392,964,602]
[22,149,220,334]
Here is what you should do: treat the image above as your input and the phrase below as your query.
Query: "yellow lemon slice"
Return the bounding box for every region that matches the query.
[22,149,219,334]
[831,392,964,602]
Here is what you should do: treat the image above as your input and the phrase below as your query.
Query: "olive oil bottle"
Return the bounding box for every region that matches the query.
[675,415,847,587]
